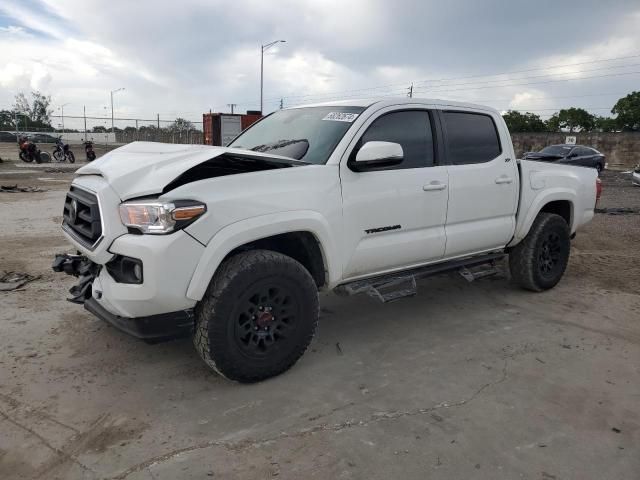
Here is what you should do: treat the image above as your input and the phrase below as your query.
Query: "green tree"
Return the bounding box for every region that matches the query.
[502,110,546,132]
[545,114,561,132]
[611,91,640,131]
[0,110,16,130]
[92,125,108,133]
[13,91,53,128]
[168,117,195,132]
[594,116,617,132]
[554,108,595,132]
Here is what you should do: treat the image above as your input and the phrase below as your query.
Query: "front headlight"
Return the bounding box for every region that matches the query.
[119,200,206,234]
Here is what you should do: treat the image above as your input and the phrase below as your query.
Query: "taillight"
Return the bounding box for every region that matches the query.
[595,177,603,205]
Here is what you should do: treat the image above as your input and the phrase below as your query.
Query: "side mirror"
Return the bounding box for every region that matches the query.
[568,152,578,158]
[352,141,403,171]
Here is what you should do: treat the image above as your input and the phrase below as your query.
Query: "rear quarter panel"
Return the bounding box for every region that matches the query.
[510,160,597,245]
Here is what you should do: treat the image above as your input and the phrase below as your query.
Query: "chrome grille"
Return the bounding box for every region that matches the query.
[62,186,103,249]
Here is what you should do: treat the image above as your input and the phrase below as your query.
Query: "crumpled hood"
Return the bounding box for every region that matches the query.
[76,141,299,200]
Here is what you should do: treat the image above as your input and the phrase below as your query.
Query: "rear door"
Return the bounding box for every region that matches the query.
[572,147,591,167]
[340,107,449,279]
[439,109,519,258]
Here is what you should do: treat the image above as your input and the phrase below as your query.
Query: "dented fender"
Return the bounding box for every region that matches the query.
[186,211,339,301]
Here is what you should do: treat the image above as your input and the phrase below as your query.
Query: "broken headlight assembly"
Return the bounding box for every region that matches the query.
[119,200,206,234]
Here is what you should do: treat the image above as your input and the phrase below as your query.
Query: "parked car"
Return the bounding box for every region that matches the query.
[52,98,599,383]
[523,144,605,173]
[28,133,59,144]
[0,131,18,142]
[633,165,640,187]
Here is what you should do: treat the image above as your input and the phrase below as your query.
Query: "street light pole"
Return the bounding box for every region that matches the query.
[110,87,125,133]
[59,103,70,135]
[260,40,286,114]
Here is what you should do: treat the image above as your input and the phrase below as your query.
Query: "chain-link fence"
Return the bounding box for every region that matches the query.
[7,114,204,145]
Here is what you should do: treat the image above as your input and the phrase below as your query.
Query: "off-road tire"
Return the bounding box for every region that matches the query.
[509,212,570,292]
[193,250,319,383]
[67,151,75,163]
[19,152,32,163]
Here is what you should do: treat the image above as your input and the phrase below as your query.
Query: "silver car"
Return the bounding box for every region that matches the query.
[633,165,640,187]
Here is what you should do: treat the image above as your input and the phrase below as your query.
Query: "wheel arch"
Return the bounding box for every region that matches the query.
[186,211,337,301]
[509,189,576,247]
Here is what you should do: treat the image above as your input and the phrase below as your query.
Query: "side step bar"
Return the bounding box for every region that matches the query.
[335,253,505,303]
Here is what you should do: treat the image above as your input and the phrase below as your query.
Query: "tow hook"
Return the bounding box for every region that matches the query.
[52,254,101,304]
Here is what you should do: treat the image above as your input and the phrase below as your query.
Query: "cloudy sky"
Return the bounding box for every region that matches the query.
[1,0,639,129]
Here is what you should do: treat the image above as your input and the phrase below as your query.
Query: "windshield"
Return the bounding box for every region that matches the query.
[540,145,573,156]
[229,106,366,164]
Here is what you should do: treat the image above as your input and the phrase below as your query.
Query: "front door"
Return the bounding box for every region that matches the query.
[439,109,519,257]
[340,108,449,279]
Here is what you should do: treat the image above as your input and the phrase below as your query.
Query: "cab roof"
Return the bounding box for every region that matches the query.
[289,97,500,114]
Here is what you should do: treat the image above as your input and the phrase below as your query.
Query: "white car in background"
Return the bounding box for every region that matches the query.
[633,165,640,186]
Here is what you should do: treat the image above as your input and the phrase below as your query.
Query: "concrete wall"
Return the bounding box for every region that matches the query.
[511,132,640,167]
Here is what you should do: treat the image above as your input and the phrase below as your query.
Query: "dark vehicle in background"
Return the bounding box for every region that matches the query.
[0,131,18,142]
[52,136,75,163]
[28,133,59,144]
[523,145,605,173]
[83,140,96,161]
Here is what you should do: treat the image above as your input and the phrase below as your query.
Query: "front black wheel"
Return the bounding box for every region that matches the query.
[194,250,319,383]
[509,213,570,291]
[596,163,603,174]
[19,152,32,163]
[67,151,75,163]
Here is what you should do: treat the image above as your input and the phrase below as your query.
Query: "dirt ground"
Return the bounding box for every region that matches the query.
[0,154,639,480]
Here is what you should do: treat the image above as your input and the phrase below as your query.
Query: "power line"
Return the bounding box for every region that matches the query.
[413,62,640,89]
[257,52,640,104]
[411,70,640,95]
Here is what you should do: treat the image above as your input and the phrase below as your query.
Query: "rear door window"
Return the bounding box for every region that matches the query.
[442,111,501,165]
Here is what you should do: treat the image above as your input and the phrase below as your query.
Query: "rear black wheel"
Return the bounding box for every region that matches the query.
[19,152,32,163]
[596,163,603,174]
[194,250,319,383]
[509,213,570,291]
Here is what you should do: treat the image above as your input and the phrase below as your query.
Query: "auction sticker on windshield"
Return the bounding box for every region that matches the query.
[322,112,359,122]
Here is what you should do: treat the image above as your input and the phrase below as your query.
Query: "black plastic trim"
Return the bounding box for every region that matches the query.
[84,298,194,342]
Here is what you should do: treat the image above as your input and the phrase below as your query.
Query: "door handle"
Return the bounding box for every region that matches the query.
[423,182,447,191]
[495,176,513,185]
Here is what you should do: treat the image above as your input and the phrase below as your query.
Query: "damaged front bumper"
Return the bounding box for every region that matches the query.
[52,253,194,342]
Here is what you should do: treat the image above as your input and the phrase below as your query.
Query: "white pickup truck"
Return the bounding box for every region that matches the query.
[53,98,599,382]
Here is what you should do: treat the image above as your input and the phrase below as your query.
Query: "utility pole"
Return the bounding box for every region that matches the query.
[157,113,160,130]
[408,83,413,98]
[110,87,125,133]
[59,103,70,135]
[279,98,284,109]
[83,105,87,136]
[227,103,237,114]
[260,39,286,113]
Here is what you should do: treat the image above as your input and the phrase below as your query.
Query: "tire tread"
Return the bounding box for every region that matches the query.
[193,249,318,382]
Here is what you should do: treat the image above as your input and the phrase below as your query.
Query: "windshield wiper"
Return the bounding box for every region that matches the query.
[250,138,308,153]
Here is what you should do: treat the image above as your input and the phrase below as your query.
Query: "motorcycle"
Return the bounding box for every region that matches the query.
[52,136,75,163]
[83,140,96,161]
[18,136,51,164]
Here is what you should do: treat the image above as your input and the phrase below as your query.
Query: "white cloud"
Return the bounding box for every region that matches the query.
[0,0,639,124]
